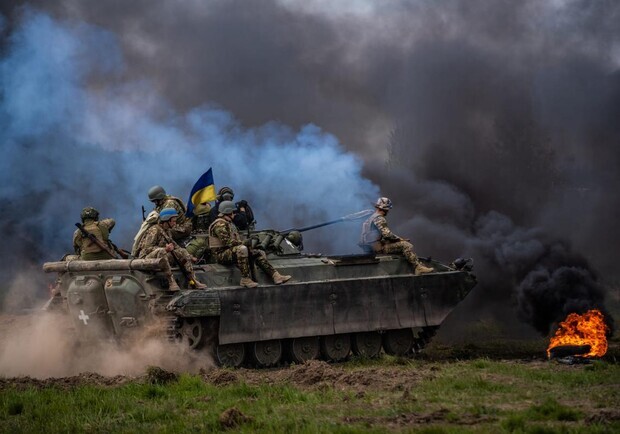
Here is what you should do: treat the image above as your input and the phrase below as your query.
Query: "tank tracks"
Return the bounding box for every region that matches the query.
[165,322,441,368]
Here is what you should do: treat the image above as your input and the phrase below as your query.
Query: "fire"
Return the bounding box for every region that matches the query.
[547,309,609,358]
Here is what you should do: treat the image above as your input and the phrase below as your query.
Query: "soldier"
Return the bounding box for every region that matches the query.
[72,207,117,260]
[360,197,433,275]
[135,207,207,291]
[209,186,256,231]
[185,202,212,261]
[147,185,193,240]
[209,201,291,288]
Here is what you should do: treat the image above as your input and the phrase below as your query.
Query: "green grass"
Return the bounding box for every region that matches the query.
[1,359,619,433]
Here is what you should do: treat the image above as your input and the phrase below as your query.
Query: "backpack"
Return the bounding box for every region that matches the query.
[131,210,159,257]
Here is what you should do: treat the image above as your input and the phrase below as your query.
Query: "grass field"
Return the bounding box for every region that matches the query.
[1,353,619,433]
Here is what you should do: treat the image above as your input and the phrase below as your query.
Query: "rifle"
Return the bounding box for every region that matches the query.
[109,241,130,259]
[141,205,146,222]
[75,223,119,259]
[169,248,196,287]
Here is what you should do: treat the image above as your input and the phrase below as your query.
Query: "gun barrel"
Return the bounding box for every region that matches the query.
[282,209,373,233]
[284,218,343,234]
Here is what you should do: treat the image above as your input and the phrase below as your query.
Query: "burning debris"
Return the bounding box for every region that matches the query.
[547,309,609,359]
[548,345,591,359]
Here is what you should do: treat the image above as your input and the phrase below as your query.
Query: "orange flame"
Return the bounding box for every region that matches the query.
[547,309,609,358]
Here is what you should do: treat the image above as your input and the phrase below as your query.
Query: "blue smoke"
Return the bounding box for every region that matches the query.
[0,10,379,282]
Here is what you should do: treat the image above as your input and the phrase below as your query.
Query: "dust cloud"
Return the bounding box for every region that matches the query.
[0,310,214,379]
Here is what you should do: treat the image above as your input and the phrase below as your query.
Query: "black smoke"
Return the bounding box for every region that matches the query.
[1,1,618,335]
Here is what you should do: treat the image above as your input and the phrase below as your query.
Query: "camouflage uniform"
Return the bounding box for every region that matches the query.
[135,223,196,285]
[185,204,212,260]
[72,218,116,260]
[208,217,276,279]
[209,200,255,231]
[154,195,192,240]
[360,212,419,265]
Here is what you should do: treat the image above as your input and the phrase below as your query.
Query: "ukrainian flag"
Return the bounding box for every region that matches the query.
[186,168,216,217]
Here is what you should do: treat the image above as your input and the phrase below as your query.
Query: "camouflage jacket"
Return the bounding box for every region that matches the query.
[135,223,176,258]
[154,195,192,238]
[208,217,242,251]
[209,200,255,231]
[360,212,398,245]
[73,218,116,259]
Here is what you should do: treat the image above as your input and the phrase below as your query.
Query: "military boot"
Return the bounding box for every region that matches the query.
[190,274,207,289]
[414,262,434,276]
[168,277,180,292]
[240,277,259,288]
[272,271,292,285]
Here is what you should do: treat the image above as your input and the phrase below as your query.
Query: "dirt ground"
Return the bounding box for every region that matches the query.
[0,312,428,390]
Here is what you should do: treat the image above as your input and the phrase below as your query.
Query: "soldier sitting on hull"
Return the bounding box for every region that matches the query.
[185,202,212,262]
[72,207,117,261]
[209,201,291,288]
[360,197,433,276]
[209,186,256,232]
[147,185,193,241]
[135,207,207,291]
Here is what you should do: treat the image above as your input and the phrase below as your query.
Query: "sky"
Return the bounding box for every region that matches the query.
[1,0,618,334]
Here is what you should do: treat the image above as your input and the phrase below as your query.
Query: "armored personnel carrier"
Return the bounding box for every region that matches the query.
[43,214,476,368]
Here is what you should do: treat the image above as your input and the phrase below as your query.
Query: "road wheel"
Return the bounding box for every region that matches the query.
[352,331,382,358]
[320,334,351,362]
[216,343,246,368]
[174,318,205,350]
[289,337,320,364]
[250,340,283,368]
[383,329,413,356]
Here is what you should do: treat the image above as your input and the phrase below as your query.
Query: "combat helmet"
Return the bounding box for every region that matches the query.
[217,186,234,202]
[148,185,167,202]
[374,197,393,211]
[159,207,179,222]
[81,207,99,221]
[286,231,303,247]
[218,200,235,215]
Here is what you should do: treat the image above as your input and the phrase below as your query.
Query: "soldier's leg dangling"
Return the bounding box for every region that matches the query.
[253,250,292,284]
[145,248,180,291]
[233,245,258,288]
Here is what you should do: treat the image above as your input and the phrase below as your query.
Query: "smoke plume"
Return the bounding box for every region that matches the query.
[0,8,379,308]
[1,1,618,337]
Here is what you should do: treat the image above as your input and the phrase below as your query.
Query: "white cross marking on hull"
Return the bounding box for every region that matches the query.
[78,310,90,325]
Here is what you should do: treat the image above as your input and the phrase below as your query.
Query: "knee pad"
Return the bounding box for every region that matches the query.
[234,245,249,258]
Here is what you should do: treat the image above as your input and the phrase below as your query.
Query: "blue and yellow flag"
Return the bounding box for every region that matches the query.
[186,168,216,217]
